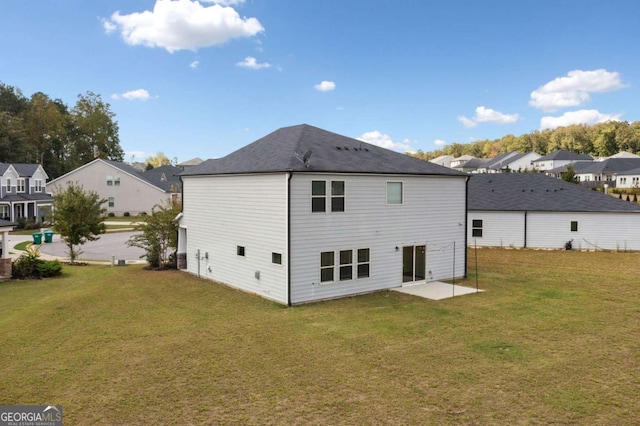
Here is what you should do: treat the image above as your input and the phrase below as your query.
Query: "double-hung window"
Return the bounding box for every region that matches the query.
[472,220,483,238]
[114,176,121,186]
[6,178,11,193]
[34,179,42,192]
[312,180,345,213]
[17,178,25,193]
[357,249,370,279]
[106,176,113,186]
[108,197,115,208]
[339,250,353,281]
[320,251,335,283]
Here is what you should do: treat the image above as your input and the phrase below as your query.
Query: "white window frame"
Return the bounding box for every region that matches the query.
[386,181,403,205]
[320,251,335,283]
[6,178,11,193]
[16,178,25,193]
[106,176,113,186]
[114,176,121,186]
[357,248,370,279]
[339,249,353,281]
[108,197,115,208]
[0,205,9,219]
[312,180,346,213]
[34,179,43,192]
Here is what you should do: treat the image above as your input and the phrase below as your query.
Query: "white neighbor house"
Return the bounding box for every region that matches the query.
[47,159,182,216]
[467,173,640,251]
[178,124,469,305]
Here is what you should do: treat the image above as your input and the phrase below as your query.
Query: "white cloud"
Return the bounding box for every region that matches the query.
[202,0,245,5]
[358,131,413,152]
[434,139,446,147]
[530,69,626,112]
[540,109,621,130]
[236,56,272,69]
[314,81,336,92]
[458,106,519,128]
[457,115,477,128]
[189,60,199,69]
[103,0,264,53]
[111,89,153,101]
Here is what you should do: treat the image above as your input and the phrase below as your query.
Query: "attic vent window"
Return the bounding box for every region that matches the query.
[336,146,341,150]
[344,146,349,150]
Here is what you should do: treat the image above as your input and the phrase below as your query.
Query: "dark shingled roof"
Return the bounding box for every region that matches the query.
[142,164,183,191]
[12,164,41,177]
[183,124,467,177]
[534,149,593,162]
[468,173,640,213]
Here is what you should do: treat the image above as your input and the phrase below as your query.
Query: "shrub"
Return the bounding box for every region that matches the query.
[140,212,147,216]
[108,212,115,217]
[124,212,130,217]
[12,246,63,279]
[37,260,63,277]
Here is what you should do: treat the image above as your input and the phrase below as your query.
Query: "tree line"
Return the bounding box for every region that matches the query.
[0,82,124,179]
[411,121,640,161]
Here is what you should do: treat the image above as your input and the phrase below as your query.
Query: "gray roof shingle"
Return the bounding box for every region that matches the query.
[468,173,640,213]
[142,164,183,191]
[183,124,467,177]
[534,149,593,162]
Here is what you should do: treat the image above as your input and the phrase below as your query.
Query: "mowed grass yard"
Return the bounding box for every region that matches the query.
[1,249,639,425]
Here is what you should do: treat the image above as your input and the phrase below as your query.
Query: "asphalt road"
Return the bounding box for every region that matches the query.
[39,231,146,261]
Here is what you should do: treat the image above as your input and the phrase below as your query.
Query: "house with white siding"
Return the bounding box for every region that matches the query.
[467,173,640,251]
[615,167,640,189]
[532,149,593,171]
[0,163,52,223]
[47,159,182,216]
[178,124,469,305]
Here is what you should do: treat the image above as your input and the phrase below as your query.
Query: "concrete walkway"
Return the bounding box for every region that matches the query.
[393,281,484,300]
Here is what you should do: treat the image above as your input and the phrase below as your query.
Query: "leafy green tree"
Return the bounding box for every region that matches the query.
[24,92,66,165]
[68,91,124,169]
[50,182,107,263]
[127,199,181,269]
[561,164,580,184]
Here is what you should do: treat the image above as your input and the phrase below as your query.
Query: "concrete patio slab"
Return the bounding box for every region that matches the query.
[393,281,484,300]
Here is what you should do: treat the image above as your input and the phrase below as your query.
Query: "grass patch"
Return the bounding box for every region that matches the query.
[0,249,638,424]
[13,241,31,251]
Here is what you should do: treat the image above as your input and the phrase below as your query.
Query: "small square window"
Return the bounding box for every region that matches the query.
[570,221,578,232]
[237,246,245,256]
[272,252,282,265]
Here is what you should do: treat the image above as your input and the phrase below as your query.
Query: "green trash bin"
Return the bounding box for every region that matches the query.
[43,230,54,243]
[32,232,43,245]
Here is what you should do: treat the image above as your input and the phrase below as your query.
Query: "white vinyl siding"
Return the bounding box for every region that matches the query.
[46,159,169,216]
[468,212,525,248]
[468,211,640,251]
[290,174,467,304]
[181,173,288,303]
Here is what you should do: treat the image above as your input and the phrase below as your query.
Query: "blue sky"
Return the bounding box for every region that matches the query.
[1,0,639,163]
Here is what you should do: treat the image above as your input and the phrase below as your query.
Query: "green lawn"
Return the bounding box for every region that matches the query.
[0,249,638,424]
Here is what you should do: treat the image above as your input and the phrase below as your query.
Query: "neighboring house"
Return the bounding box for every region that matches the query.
[494,152,541,173]
[0,163,53,222]
[450,154,476,170]
[531,149,593,171]
[546,158,640,184]
[614,167,640,189]
[429,155,454,168]
[178,124,469,305]
[46,159,183,216]
[177,157,204,170]
[467,173,640,251]
[475,152,520,173]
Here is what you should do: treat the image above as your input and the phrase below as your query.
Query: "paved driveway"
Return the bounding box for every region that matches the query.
[39,231,146,262]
